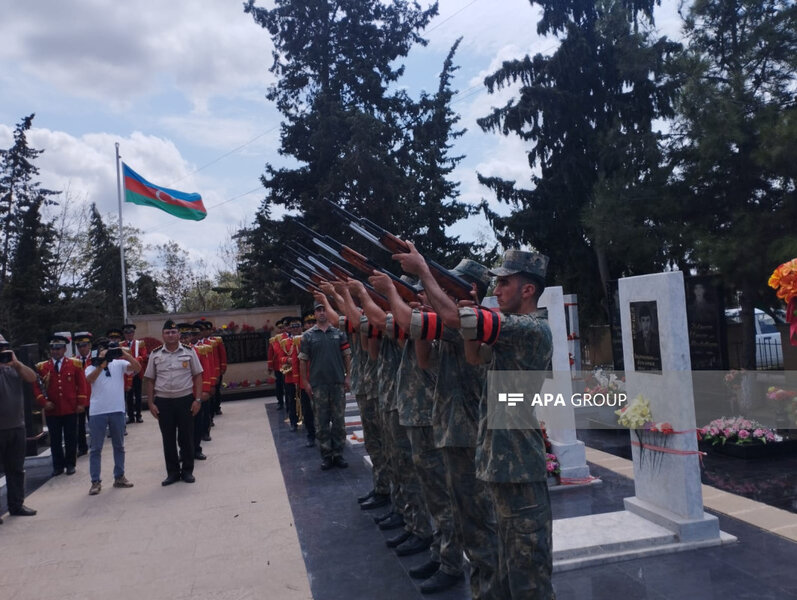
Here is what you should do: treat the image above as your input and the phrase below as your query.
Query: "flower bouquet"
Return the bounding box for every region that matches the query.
[698,416,776,446]
[768,259,797,346]
[585,368,625,396]
[615,395,676,470]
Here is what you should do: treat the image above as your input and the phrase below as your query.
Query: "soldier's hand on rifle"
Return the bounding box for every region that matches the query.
[368,271,393,296]
[319,282,335,295]
[457,282,480,308]
[392,241,428,277]
[332,280,348,294]
[347,279,366,297]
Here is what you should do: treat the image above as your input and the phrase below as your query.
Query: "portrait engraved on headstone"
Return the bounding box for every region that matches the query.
[631,301,662,371]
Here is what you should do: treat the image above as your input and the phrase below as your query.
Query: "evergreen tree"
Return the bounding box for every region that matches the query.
[128,272,165,315]
[0,114,59,294]
[669,0,797,368]
[476,0,680,322]
[240,0,475,307]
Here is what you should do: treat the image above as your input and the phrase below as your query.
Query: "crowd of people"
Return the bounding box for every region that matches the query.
[269,245,555,600]
[0,319,227,515]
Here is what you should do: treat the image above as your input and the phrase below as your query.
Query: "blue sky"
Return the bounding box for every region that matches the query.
[0,0,682,275]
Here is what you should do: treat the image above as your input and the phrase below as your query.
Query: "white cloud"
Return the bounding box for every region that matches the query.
[0,0,273,110]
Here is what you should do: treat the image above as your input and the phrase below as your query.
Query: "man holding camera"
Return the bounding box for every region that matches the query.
[34,335,89,477]
[0,334,38,520]
[84,338,141,495]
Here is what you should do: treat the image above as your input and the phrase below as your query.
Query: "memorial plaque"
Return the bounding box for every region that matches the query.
[685,275,727,370]
[630,301,661,371]
[221,332,270,364]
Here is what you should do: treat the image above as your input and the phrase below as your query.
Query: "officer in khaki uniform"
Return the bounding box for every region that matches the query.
[143,319,204,486]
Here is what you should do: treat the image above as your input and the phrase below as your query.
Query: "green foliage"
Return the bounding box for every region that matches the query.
[477,0,681,322]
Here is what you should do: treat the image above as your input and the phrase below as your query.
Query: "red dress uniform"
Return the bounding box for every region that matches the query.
[34,357,89,415]
[121,338,148,391]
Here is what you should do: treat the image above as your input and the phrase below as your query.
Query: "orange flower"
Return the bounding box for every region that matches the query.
[769,259,797,301]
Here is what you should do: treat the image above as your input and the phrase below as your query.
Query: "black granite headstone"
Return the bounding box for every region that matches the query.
[685,275,728,370]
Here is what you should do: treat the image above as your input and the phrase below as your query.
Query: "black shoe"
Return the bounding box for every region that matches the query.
[357,489,375,504]
[214,409,223,416]
[77,448,88,457]
[195,452,207,460]
[378,513,405,530]
[386,530,411,548]
[360,493,390,510]
[290,424,298,432]
[162,473,181,486]
[419,570,464,594]
[126,416,135,424]
[332,456,348,468]
[409,560,441,580]
[51,469,65,477]
[373,510,395,524]
[395,534,432,556]
[276,403,284,411]
[66,466,76,475]
[305,438,316,447]
[320,457,334,470]
[136,416,143,423]
[9,505,37,517]
[202,434,211,442]
[181,472,196,483]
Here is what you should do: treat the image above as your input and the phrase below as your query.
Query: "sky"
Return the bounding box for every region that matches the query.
[0,0,684,276]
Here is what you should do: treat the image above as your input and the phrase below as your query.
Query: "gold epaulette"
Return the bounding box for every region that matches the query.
[35,360,48,371]
[293,335,302,350]
[69,357,83,368]
[151,344,163,353]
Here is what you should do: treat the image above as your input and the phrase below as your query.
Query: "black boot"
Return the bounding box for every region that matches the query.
[419,570,464,594]
[408,560,440,580]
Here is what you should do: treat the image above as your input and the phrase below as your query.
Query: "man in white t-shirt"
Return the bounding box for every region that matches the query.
[85,338,141,495]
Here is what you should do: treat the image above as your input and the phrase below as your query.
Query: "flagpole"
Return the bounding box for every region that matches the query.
[115,143,129,324]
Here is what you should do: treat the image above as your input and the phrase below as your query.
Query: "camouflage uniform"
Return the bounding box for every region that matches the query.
[358,317,391,497]
[298,323,351,461]
[378,331,432,540]
[409,310,500,600]
[392,312,464,577]
[459,249,555,600]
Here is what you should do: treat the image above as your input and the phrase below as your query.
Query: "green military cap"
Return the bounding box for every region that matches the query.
[163,319,178,331]
[450,259,492,287]
[489,249,549,280]
[313,300,324,311]
[176,322,194,334]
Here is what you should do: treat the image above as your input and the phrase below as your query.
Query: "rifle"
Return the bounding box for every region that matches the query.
[278,268,323,294]
[325,200,475,301]
[282,251,392,311]
[286,217,419,305]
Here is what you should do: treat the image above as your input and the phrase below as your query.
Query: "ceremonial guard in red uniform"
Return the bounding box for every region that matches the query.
[34,335,89,476]
[73,331,94,456]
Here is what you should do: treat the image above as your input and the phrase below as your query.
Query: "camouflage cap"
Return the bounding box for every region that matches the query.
[489,249,549,280]
[450,259,492,288]
[313,300,325,311]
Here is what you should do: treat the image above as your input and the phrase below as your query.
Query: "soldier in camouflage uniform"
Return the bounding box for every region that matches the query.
[298,300,351,470]
[459,249,555,600]
[371,272,466,593]
[325,281,391,509]
[394,244,501,600]
[348,279,433,553]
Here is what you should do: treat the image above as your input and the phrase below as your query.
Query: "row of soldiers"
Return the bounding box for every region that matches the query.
[282,242,555,600]
[31,321,227,478]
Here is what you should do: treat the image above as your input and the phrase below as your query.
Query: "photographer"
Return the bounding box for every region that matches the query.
[0,334,38,519]
[84,338,140,495]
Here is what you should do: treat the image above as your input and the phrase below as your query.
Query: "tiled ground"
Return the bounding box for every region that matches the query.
[269,402,797,600]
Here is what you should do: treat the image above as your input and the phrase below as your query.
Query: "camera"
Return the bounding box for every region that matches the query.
[0,350,13,363]
[105,347,123,361]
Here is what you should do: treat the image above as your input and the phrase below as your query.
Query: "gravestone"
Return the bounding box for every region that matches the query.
[619,271,721,541]
[538,287,590,481]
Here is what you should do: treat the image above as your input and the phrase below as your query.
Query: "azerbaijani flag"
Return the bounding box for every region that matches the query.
[122,163,207,221]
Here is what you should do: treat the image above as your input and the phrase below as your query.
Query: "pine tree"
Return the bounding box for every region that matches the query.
[476,0,681,322]
[669,0,797,368]
[0,114,59,294]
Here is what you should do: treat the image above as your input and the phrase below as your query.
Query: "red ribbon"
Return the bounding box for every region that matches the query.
[631,440,707,466]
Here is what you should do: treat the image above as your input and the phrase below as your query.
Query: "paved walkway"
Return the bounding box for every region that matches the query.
[0,398,311,600]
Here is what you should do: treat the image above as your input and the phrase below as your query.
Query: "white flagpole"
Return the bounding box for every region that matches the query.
[115,143,129,324]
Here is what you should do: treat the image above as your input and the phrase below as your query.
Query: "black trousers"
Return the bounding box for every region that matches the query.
[46,413,78,472]
[213,376,223,415]
[77,411,88,453]
[0,426,26,511]
[285,383,298,427]
[300,389,315,441]
[154,395,195,476]
[274,371,285,406]
[193,400,211,454]
[126,376,143,419]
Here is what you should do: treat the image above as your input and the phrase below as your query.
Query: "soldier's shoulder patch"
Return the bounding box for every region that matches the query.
[69,357,83,368]
[150,344,164,353]
[180,343,193,351]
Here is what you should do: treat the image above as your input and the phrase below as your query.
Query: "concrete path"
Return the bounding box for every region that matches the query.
[0,398,311,600]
